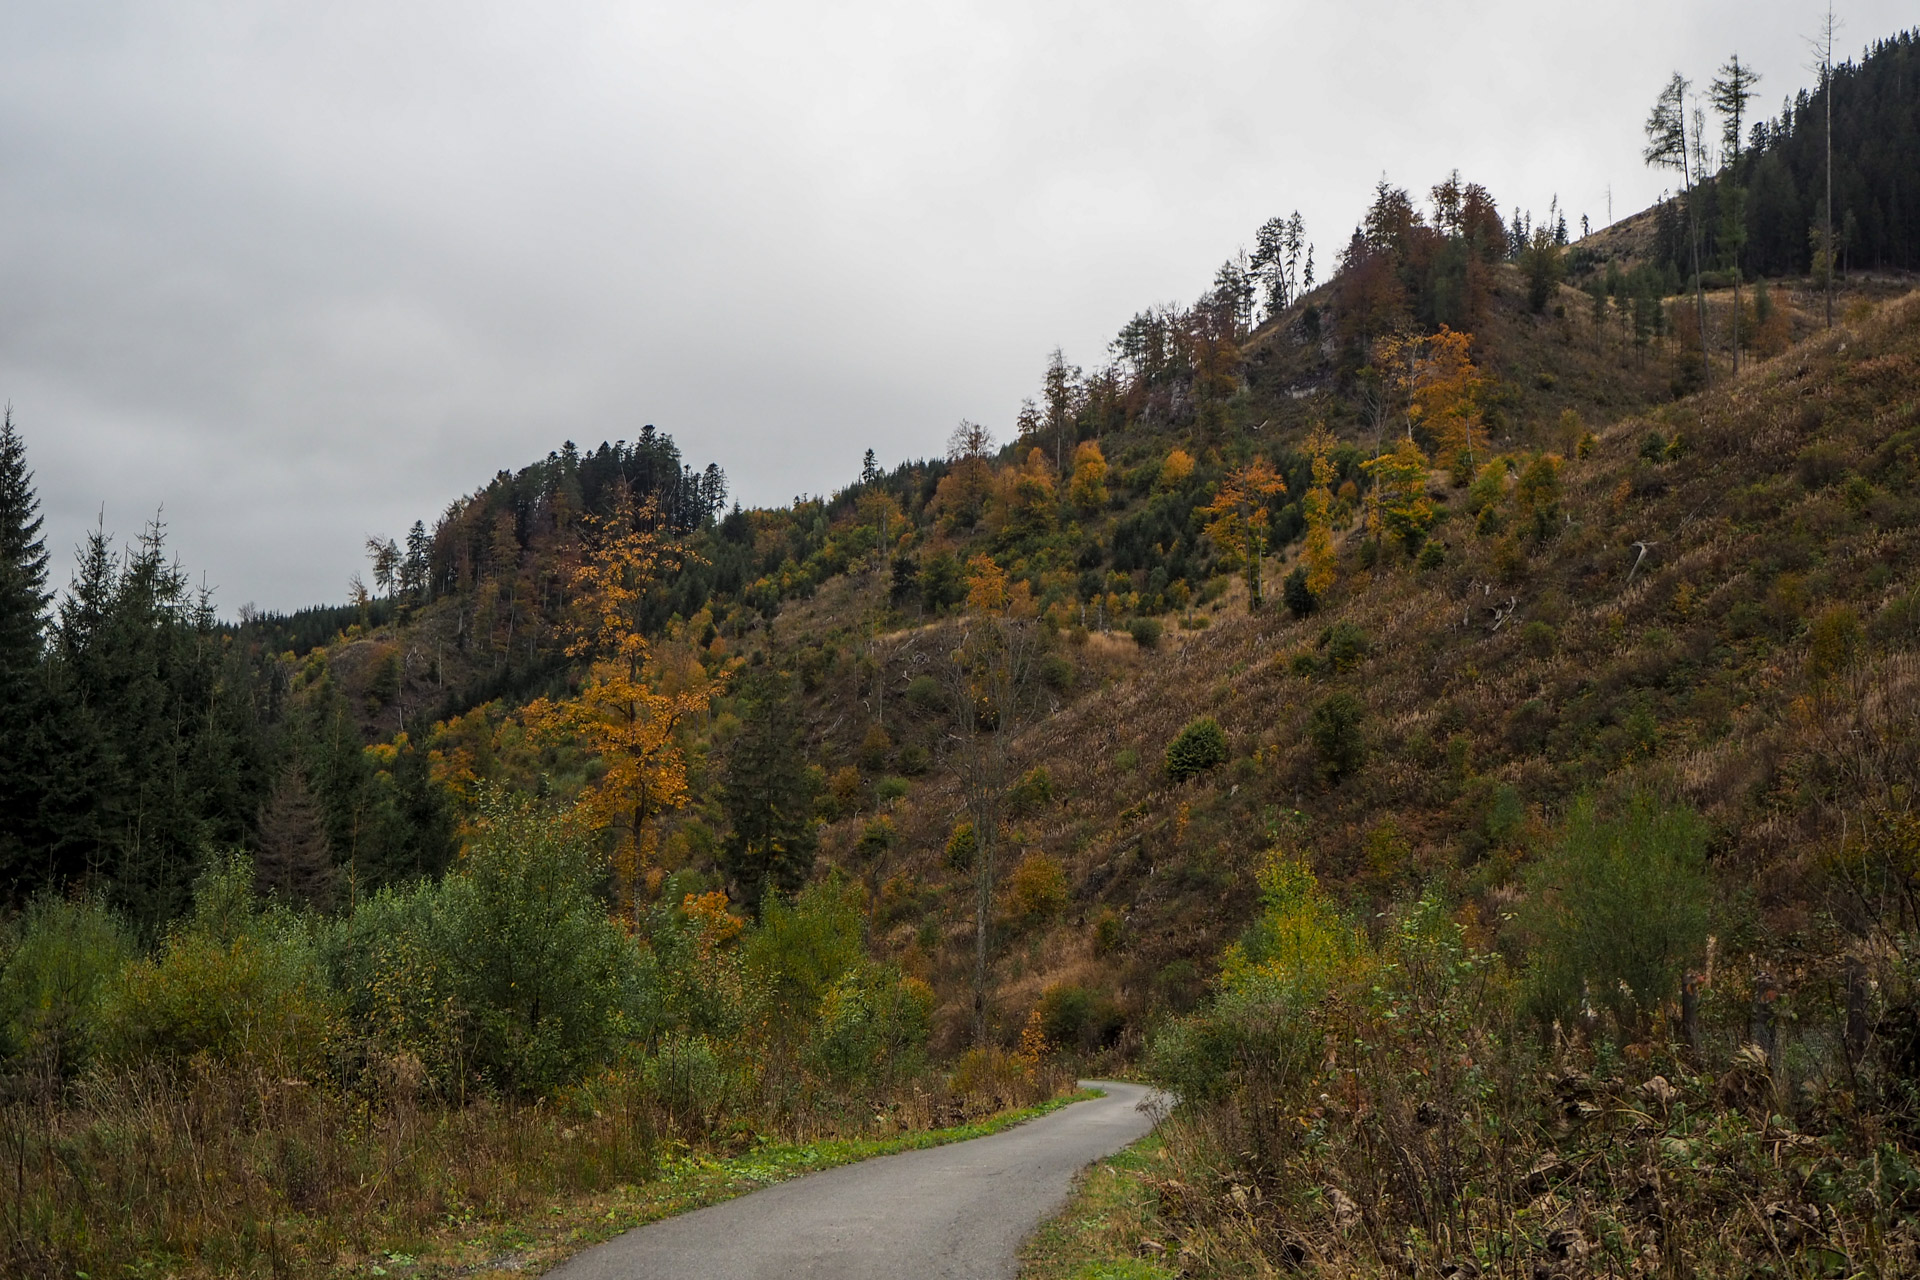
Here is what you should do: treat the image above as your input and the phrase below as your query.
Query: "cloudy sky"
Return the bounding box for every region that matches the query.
[0,1,1904,612]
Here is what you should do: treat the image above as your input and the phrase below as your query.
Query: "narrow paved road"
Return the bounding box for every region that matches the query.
[546,1081,1160,1280]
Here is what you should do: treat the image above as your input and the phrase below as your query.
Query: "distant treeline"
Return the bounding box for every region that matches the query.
[1653,29,1920,277]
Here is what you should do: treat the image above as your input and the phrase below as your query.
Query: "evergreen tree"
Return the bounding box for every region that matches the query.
[719,668,818,914]
[0,409,53,894]
[253,766,335,908]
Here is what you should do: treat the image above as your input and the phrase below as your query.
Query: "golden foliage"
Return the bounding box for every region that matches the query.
[1301,423,1339,596]
[1360,436,1435,552]
[1408,325,1487,466]
[1201,457,1288,606]
[1158,447,1195,490]
[524,491,725,919]
[1068,440,1109,511]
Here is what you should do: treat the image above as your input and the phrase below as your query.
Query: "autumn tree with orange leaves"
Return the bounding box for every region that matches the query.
[525,490,725,923]
[1408,326,1487,473]
[1201,458,1288,609]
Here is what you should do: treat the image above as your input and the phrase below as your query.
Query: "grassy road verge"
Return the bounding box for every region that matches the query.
[348,1088,1100,1280]
[1019,1133,1180,1280]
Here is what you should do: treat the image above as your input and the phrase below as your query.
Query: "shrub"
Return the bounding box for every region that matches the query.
[875,775,912,804]
[1517,793,1711,1035]
[93,854,340,1075]
[905,675,945,712]
[1092,909,1124,955]
[805,962,933,1088]
[1520,619,1557,657]
[643,1033,730,1129]
[1008,852,1069,922]
[1319,621,1370,672]
[1040,653,1076,691]
[1639,430,1669,463]
[827,765,866,816]
[857,723,892,771]
[944,821,977,873]
[0,895,135,1075]
[743,878,864,1029]
[1148,853,1367,1110]
[1128,617,1163,649]
[1036,983,1125,1055]
[1282,566,1317,618]
[1307,693,1367,782]
[1416,540,1446,572]
[1807,604,1861,678]
[329,798,656,1095]
[896,742,930,775]
[1797,441,1848,489]
[1008,766,1054,814]
[1165,716,1228,782]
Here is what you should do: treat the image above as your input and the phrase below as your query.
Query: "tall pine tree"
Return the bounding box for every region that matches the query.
[719,667,818,915]
[0,408,53,894]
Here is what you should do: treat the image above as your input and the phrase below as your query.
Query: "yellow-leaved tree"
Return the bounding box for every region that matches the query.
[1300,423,1339,596]
[1068,440,1109,512]
[1408,326,1487,472]
[1361,436,1436,558]
[526,491,725,922]
[1201,458,1287,608]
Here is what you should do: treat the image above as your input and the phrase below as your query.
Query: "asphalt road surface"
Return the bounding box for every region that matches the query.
[545,1081,1161,1280]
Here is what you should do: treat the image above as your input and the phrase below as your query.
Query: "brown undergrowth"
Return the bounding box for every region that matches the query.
[2,1055,1075,1280]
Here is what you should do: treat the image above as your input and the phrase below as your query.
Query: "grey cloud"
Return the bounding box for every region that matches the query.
[0,0,1903,609]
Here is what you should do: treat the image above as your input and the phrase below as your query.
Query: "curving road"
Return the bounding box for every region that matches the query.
[545,1081,1160,1280]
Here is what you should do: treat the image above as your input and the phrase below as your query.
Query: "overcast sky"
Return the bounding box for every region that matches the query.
[0,1,1906,613]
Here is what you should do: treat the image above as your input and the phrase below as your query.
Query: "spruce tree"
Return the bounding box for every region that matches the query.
[719,668,818,914]
[0,408,53,895]
[254,766,336,909]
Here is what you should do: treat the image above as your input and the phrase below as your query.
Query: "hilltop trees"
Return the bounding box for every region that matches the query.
[1250,211,1311,318]
[1646,72,1712,385]
[1711,54,1761,370]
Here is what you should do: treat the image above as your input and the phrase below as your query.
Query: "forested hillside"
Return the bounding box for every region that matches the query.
[5,26,1920,1280]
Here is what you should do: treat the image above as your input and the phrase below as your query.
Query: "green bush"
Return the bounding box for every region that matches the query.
[1520,619,1557,657]
[1148,854,1364,1108]
[327,797,656,1095]
[1165,716,1228,782]
[944,821,977,873]
[0,895,135,1075]
[1036,982,1126,1055]
[95,855,339,1074]
[1008,766,1054,814]
[1128,617,1163,649]
[805,962,933,1089]
[875,775,912,804]
[1307,693,1367,782]
[1282,566,1316,618]
[1517,793,1712,1035]
[744,878,864,1030]
[905,675,946,712]
[643,1033,731,1128]
[1319,621,1370,673]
